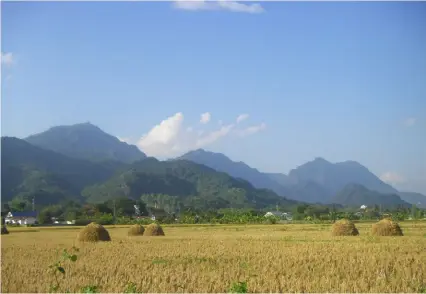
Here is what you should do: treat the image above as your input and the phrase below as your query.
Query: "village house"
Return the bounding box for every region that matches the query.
[5,211,38,226]
[264,211,293,221]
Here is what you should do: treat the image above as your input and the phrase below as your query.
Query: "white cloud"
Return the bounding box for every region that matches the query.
[137,112,235,158]
[237,122,266,137]
[200,112,211,124]
[137,112,184,157]
[135,112,266,158]
[172,0,264,14]
[236,114,249,124]
[380,172,406,185]
[403,117,416,127]
[196,124,234,147]
[1,52,14,66]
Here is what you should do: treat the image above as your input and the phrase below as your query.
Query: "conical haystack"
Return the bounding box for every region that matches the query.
[144,223,165,236]
[372,218,403,236]
[331,219,359,236]
[77,222,111,242]
[128,224,145,236]
[1,226,9,235]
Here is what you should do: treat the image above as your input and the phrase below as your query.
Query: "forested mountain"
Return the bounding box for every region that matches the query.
[2,123,422,211]
[178,150,419,206]
[82,157,298,210]
[1,137,124,206]
[287,158,398,196]
[178,149,291,196]
[330,183,410,208]
[1,137,298,211]
[25,122,146,163]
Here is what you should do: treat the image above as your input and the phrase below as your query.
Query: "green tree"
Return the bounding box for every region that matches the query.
[10,198,30,212]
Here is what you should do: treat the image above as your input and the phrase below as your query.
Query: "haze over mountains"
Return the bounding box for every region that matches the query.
[2,122,425,209]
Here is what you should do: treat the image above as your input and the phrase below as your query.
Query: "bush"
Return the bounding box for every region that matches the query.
[265,216,279,224]
[74,219,92,226]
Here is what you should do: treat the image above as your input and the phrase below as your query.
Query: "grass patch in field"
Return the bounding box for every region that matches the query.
[152,258,169,265]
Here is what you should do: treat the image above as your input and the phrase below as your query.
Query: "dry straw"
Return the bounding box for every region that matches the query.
[331,219,359,236]
[144,223,165,236]
[128,224,145,236]
[372,218,403,236]
[77,222,111,242]
[1,226,9,235]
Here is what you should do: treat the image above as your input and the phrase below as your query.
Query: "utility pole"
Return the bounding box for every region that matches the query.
[32,196,35,212]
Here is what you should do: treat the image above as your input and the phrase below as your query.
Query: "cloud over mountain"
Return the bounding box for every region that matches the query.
[136,112,265,157]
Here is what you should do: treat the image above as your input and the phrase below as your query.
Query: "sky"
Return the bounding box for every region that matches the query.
[1,1,426,194]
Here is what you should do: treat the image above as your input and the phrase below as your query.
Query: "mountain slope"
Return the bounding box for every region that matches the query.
[1,137,124,205]
[178,149,292,197]
[288,158,398,197]
[330,183,411,208]
[82,157,299,210]
[25,122,146,163]
[398,192,426,208]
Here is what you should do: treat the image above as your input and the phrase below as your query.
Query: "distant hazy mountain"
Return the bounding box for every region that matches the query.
[265,173,292,186]
[178,149,292,196]
[330,183,411,208]
[178,150,408,204]
[288,158,398,196]
[398,192,426,208]
[1,137,123,205]
[25,122,146,163]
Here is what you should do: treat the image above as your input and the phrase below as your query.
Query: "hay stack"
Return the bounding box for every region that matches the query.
[77,222,111,242]
[372,218,403,236]
[128,224,145,236]
[144,223,165,236]
[1,226,9,235]
[331,219,359,236]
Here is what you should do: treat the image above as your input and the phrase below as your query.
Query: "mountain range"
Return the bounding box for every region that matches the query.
[178,149,420,208]
[2,122,425,210]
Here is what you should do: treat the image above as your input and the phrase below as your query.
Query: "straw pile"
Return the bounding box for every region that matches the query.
[128,224,145,236]
[144,223,165,236]
[372,218,403,236]
[331,219,359,236]
[77,222,111,242]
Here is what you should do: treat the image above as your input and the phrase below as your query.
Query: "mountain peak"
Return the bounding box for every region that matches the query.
[313,157,331,164]
[25,123,146,163]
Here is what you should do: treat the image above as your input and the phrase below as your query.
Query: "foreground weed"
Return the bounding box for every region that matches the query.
[48,246,79,293]
[80,285,99,293]
[229,281,248,293]
[124,282,139,293]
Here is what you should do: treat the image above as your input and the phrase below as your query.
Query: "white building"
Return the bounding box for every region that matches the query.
[5,211,37,225]
[264,211,293,221]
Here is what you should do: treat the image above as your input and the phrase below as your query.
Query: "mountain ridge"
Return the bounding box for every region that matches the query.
[178,148,422,206]
[3,122,425,209]
[25,122,146,163]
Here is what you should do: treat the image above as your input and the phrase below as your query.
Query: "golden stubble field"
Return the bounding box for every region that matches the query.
[1,222,426,293]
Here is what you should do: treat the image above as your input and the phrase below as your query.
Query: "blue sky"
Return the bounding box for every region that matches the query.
[1,1,426,193]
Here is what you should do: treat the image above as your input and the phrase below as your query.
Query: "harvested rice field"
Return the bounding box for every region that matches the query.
[1,222,426,293]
